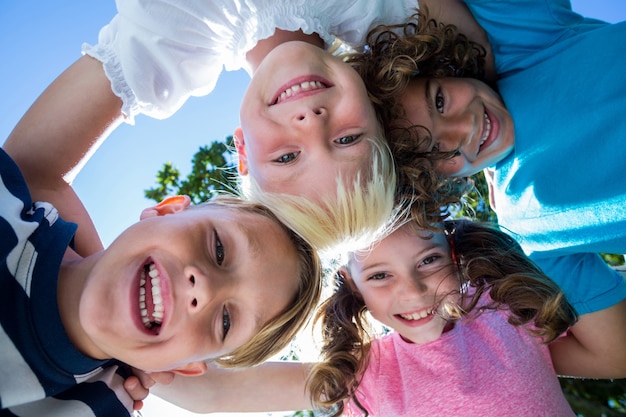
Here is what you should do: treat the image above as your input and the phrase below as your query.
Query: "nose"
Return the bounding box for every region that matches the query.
[397,273,427,300]
[288,106,333,153]
[434,113,474,155]
[184,266,214,314]
[293,105,328,124]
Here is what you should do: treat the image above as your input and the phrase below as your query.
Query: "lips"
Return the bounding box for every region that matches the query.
[137,261,167,335]
[396,304,438,323]
[479,111,492,148]
[477,107,499,154]
[270,76,331,105]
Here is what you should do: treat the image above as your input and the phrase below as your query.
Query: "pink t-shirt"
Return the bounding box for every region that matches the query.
[345,308,574,416]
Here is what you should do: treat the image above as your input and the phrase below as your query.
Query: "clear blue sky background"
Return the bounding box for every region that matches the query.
[1,2,624,416]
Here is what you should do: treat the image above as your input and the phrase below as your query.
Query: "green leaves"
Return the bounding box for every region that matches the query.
[145,137,237,204]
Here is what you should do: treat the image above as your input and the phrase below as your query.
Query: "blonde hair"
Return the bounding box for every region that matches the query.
[240,136,400,256]
[192,195,323,368]
[307,219,577,416]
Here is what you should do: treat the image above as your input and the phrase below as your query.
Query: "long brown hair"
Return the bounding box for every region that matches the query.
[306,219,577,416]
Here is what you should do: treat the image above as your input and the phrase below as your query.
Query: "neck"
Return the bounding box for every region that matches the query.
[245,29,324,73]
[57,248,108,360]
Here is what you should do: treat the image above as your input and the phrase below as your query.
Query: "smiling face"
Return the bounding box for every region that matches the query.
[347,225,460,344]
[78,204,299,372]
[399,77,515,177]
[237,41,381,201]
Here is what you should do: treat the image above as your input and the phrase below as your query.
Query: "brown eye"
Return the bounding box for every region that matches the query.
[214,231,224,265]
[222,307,231,340]
[435,89,445,113]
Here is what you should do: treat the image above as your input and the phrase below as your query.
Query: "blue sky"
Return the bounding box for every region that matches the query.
[1,2,625,416]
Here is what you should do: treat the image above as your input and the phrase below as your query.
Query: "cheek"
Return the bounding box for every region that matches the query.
[361,292,385,319]
[238,130,272,171]
[434,158,465,177]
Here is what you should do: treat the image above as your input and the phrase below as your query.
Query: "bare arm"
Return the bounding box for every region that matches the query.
[151,362,313,414]
[3,55,124,255]
[549,298,626,379]
[419,0,495,81]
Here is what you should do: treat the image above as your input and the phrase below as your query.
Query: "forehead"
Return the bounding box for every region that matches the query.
[351,225,447,263]
[190,203,285,247]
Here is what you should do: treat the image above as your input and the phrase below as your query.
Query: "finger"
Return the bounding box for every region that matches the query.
[133,399,144,411]
[124,376,150,401]
[134,370,156,389]
[150,371,176,385]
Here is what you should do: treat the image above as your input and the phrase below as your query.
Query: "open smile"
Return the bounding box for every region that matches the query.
[271,76,331,105]
[477,107,499,154]
[395,303,439,326]
[137,259,169,335]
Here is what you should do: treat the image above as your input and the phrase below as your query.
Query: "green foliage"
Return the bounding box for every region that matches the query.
[602,253,626,267]
[458,171,498,223]
[144,136,237,204]
[561,378,626,416]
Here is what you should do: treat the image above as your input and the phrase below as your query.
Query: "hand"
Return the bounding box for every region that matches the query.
[123,368,176,410]
[484,168,497,212]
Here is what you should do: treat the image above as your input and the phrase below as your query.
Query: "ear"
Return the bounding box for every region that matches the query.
[233,127,249,175]
[169,361,208,377]
[140,195,191,220]
[338,267,360,295]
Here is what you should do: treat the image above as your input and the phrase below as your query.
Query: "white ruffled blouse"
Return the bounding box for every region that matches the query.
[83,0,416,123]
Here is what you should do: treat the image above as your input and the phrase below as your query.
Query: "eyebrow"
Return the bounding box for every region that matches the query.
[424,79,433,113]
[357,241,445,275]
[236,221,261,257]
[232,302,263,344]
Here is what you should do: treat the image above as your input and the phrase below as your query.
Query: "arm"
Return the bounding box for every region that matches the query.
[151,361,313,414]
[549,298,626,378]
[3,55,123,255]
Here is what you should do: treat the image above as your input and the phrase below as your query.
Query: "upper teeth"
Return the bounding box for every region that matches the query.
[479,112,492,147]
[276,81,326,104]
[399,308,435,321]
[139,263,164,329]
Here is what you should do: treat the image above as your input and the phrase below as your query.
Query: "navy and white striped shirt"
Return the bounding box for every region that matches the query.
[0,148,134,416]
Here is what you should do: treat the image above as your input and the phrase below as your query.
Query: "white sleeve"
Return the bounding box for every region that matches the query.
[328,0,417,48]
[83,0,416,123]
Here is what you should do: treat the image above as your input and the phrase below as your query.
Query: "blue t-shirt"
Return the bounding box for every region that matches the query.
[0,148,134,416]
[464,0,626,314]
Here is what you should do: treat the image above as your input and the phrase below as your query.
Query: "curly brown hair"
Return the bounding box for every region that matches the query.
[306,219,577,416]
[347,8,491,229]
